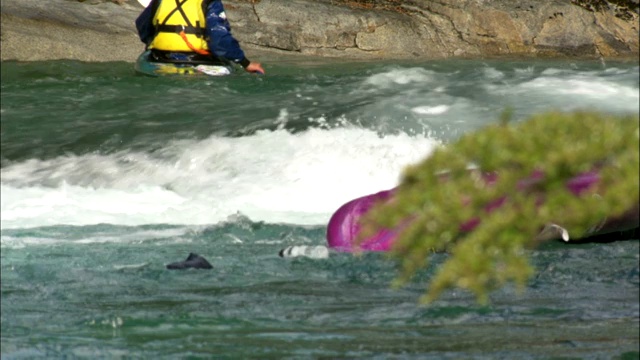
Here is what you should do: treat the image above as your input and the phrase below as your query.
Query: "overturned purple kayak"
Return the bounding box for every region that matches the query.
[326,171,639,252]
[326,189,397,252]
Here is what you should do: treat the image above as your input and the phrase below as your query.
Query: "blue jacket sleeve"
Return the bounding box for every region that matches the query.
[205,1,249,66]
[135,0,158,46]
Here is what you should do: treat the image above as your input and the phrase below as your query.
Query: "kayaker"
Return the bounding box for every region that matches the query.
[135,0,265,74]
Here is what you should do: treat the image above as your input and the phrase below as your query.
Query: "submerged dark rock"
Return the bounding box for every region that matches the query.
[166,253,213,270]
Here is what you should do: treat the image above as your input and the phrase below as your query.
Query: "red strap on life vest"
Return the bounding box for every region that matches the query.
[179,29,211,56]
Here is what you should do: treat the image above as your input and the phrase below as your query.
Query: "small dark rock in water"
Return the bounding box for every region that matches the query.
[166,253,213,270]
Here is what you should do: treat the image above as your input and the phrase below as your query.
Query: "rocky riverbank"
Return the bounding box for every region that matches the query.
[1,0,638,62]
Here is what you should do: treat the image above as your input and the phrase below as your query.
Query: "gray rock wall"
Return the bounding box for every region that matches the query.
[1,0,638,62]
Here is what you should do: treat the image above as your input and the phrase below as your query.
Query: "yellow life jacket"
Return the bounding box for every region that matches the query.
[149,0,209,53]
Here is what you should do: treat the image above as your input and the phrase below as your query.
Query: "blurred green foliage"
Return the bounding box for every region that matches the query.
[360,111,639,304]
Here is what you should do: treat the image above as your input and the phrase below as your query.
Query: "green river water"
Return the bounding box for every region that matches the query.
[1,58,638,358]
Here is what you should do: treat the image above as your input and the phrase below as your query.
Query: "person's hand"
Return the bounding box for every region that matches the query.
[245,62,265,74]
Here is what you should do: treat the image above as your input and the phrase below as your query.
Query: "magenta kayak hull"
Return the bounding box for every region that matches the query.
[326,171,639,252]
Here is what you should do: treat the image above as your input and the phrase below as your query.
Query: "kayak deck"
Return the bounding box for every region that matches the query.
[134,51,233,77]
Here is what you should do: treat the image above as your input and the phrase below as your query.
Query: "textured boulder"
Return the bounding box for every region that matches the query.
[1,0,638,62]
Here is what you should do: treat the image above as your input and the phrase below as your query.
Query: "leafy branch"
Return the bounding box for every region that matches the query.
[360,111,639,304]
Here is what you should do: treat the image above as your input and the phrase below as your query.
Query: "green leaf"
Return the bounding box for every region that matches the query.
[361,111,639,303]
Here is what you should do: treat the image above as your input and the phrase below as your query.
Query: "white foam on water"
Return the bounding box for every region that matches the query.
[0,236,66,248]
[411,105,450,115]
[486,68,640,114]
[364,67,436,87]
[513,66,535,75]
[520,77,635,97]
[1,125,440,230]
[4,63,636,236]
[0,226,194,248]
[482,66,505,80]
